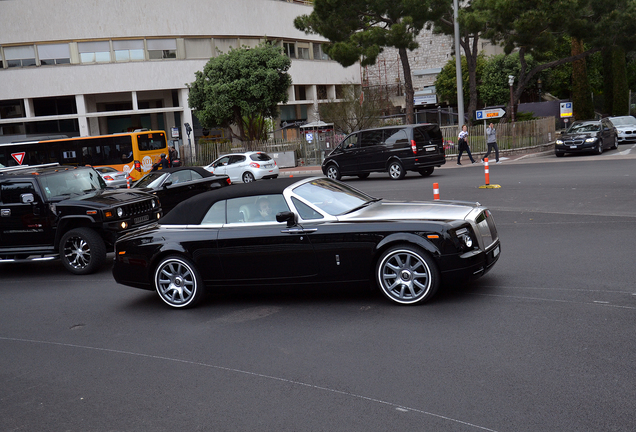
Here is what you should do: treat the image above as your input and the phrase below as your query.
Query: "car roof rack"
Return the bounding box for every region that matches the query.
[0,162,60,173]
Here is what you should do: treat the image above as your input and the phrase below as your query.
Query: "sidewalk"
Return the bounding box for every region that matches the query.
[278,144,555,177]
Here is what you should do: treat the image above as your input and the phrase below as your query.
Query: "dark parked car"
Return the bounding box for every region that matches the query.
[132,166,231,215]
[0,163,161,274]
[322,124,446,180]
[113,177,500,308]
[555,119,618,157]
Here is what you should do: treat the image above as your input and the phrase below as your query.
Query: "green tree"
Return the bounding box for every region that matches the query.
[479,53,539,107]
[473,0,636,121]
[294,0,446,124]
[612,45,629,116]
[433,0,489,124]
[188,43,292,142]
[435,54,487,117]
[571,38,594,120]
[318,84,387,134]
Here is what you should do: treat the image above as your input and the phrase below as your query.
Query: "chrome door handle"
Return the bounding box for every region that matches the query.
[281,228,317,234]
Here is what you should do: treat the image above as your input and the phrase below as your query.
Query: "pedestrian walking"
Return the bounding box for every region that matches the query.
[457,125,476,165]
[483,123,501,163]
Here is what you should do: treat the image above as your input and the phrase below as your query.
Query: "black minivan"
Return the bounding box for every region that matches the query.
[321,124,446,180]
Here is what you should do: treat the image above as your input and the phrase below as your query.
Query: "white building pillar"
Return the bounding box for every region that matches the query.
[75,94,90,137]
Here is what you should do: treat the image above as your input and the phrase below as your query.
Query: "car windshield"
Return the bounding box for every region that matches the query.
[96,167,117,174]
[567,122,599,133]
[610,117,636,126]
[39,168,106,198]
[292,178,377,216]
[134,172,168,188]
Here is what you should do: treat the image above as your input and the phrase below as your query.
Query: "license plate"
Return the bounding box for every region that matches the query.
[493,245,500,257]
[569,145,577,149]
[264,164,273,168]
[134,215,149,224]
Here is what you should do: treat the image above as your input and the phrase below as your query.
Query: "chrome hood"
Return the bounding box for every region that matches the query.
[338,200,481,222]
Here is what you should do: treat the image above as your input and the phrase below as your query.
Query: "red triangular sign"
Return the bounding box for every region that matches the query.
[12,152,26,165]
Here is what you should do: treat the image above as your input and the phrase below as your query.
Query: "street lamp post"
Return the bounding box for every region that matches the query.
[508,75,515,123]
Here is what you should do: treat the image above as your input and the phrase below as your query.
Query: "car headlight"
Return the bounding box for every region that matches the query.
[152,199,156,208]
[455,227,474,248]
[117,207,124,217]
[585,137,597,143]
[556,139,563,145]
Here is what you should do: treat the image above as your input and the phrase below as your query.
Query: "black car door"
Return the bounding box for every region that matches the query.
[358,129,385,171]
[335,133,361,174]
[0,180,52,248]
[216,194,318,284]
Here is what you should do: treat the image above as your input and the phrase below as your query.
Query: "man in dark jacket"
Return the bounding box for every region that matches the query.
[151,153,170,171]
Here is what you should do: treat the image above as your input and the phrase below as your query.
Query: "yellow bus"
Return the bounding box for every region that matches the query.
[0,130,169,180]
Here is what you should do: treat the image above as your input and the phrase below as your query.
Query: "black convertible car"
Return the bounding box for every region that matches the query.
[113,177,501,308]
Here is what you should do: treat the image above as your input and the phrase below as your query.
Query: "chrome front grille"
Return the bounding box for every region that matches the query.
[124,199,154,217]
[473,209,498,250]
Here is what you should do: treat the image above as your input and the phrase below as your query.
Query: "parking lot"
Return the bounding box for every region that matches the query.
[1,149,635,431]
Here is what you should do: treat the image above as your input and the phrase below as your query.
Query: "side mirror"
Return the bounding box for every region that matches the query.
[21,193,35,204]
[163,181,173,188]
[276,211,297,227]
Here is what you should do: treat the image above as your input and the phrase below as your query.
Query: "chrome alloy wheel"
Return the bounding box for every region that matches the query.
[63,235,91,270]
[377,248,437,304]
[154,257,200,308]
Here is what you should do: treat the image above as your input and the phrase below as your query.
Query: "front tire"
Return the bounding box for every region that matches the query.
[596,141,603,155]
[612,136,619,149]
[376,245,440,305]
[154,256,204,308]
[388,161,406,180]
[242,172,255,183]
[326,164,341,180]
[60,228,106,275]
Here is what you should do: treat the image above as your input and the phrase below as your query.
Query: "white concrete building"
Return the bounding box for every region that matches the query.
[0,0,360,151]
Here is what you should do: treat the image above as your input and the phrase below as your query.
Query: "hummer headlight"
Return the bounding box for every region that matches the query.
[117,207,124,217]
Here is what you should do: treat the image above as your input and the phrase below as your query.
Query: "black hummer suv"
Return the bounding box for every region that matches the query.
[0,164,161,274]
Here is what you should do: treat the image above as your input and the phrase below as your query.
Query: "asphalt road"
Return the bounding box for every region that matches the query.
[2,145,635,431]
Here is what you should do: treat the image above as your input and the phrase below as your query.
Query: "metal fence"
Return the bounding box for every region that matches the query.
[440,117,556,156]
[180,117,556,167]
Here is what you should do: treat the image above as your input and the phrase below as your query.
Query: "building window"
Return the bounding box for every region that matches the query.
[147,39,177,59]
[38,43,71,65]
[113,40,144,62]
[295,85,307,101]
[78,41,111,63]
[0,99,26,119]
[297,42,310,59]
[4,45,36,67]
[283,42,296,59]
[33,96,77,116]
[313,43,329,61]
[185,38,213,59]
[317,85,327,100]
[214,38,238,55]
[335,85,345,99]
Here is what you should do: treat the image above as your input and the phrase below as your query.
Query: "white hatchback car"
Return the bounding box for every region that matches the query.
[204,151,279,183]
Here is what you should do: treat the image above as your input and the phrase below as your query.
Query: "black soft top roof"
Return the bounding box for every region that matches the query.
[159,176,309,225]
[148,166,213,177]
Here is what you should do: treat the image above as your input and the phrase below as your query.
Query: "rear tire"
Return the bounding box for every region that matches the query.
[388,161,406,180]
[418,167,434,177]
[612,136,619,149]
[59,228,106,275]
[242,172,255,183]
[154,255,204,308]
